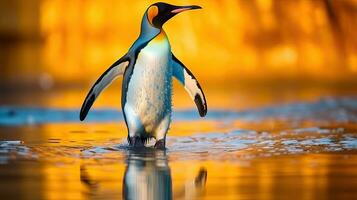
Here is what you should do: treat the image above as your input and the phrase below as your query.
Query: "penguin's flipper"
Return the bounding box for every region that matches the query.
[171,53,207,117]
[80,56,130,121]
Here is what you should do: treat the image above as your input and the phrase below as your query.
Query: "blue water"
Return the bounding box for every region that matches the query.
[1,96,357,126]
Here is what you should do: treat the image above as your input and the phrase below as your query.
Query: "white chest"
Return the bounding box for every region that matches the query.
[125,38,172,128]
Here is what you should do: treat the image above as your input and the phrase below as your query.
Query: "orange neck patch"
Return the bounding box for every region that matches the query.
[147,6,158,26]
[152,30,167,43]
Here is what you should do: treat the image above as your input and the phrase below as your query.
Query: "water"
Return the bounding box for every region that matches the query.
[0,88,357,199]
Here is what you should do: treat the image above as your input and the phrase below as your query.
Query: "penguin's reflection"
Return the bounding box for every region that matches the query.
[123,148,171,200]
[80,148,207,200]
[123,148,207,200]
[80,164,99,197]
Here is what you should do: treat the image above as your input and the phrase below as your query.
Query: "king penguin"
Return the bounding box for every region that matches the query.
[79,2,207,149]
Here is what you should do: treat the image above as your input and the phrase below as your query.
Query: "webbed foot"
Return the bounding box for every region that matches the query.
[128,136,144,147]
[154,139,166,149]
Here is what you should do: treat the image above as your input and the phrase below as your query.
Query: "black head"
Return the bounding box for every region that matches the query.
[146,2,201,28]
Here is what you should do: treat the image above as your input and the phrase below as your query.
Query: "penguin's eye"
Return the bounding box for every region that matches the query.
[147,5,158,25]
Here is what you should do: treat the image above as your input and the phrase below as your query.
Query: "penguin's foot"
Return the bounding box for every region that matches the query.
[154,139,166,149]
[128,136,145,147]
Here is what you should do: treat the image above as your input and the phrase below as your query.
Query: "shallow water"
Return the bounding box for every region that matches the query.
[0,87,357,199]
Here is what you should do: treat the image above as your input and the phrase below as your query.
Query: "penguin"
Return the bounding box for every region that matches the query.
[79,2,207,149]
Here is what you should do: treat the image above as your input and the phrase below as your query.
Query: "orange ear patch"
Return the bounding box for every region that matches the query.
[147,5,158,25]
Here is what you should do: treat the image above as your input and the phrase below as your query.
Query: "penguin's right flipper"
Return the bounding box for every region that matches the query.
[171,53,207,117]
[80,55,130,121]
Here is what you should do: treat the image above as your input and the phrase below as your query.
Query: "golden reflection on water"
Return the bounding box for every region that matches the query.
[14,151,356,200]
[0,119,356,199]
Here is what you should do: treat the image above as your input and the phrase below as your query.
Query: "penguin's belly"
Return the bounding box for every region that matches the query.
[125,40,172,134]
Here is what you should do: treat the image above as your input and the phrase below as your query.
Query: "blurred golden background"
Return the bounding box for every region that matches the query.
[0,0,356,90]
[1,2,357,199]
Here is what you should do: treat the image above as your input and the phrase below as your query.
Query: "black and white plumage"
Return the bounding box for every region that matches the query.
[80,2,207,148]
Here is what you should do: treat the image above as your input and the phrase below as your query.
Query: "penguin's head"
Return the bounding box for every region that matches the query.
[146,2,201,29]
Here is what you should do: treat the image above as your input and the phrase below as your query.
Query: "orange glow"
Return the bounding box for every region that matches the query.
[0,0,356,86]
[29,0,357,85]
[10,121,353,200]
[1,2,357,199]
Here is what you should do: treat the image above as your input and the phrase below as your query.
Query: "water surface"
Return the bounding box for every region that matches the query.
[0,88,357,199]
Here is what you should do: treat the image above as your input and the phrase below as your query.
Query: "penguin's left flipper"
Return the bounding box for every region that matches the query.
[80,55,130,121]
[172,53,207,117]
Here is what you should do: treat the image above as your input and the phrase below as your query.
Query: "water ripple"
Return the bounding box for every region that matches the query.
[1,125,356,164]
